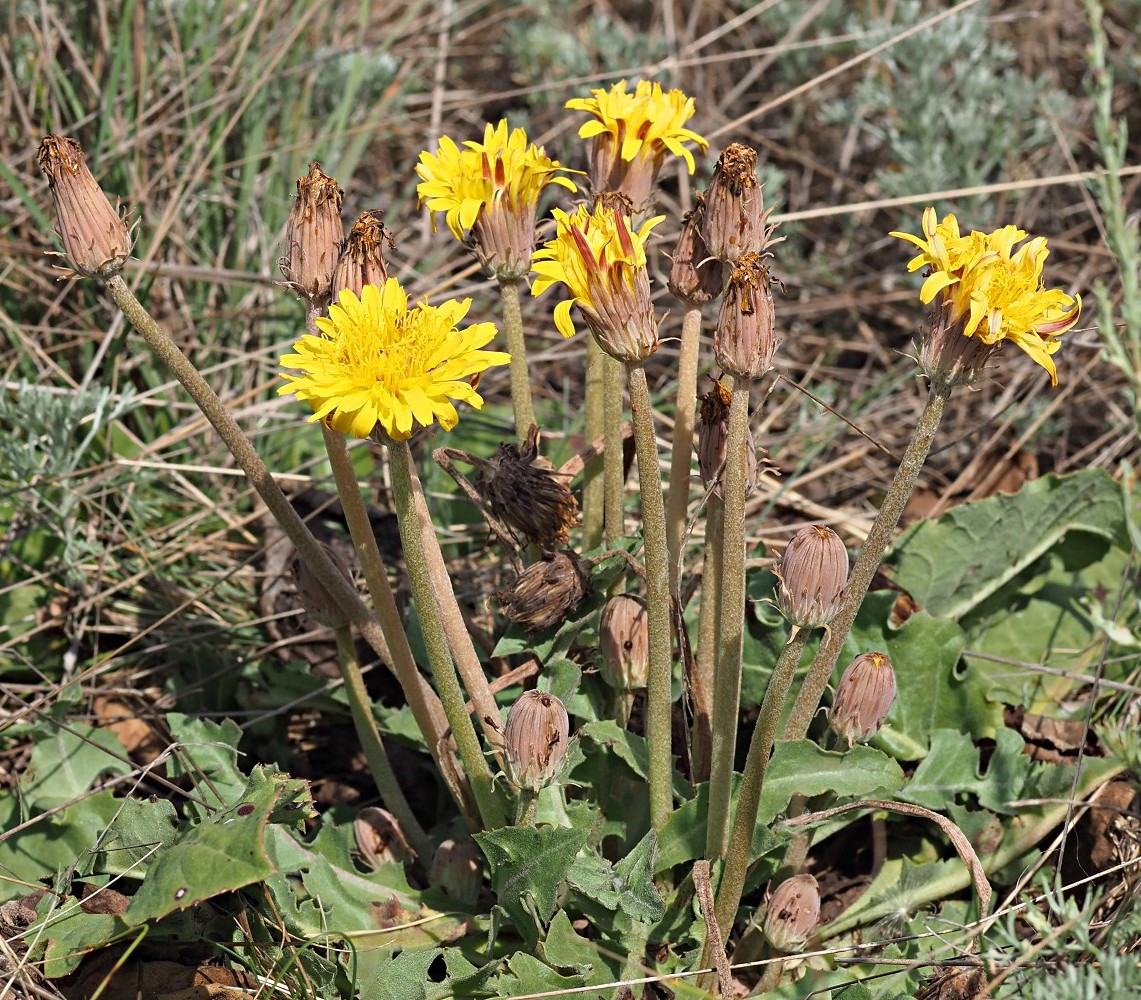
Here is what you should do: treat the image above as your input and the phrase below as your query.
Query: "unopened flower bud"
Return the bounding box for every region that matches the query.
[697,379,758,500]
[37,135,133,279]
[703,142,771,262]
[281,162,344,305]
[830,652,896,747]
[291,542,355,630]
[714,252,778,380]
[775,525,848,629]
[354,807,413,868]
[429,837,483,906]
[479,424,578,549]
[500,550,591,633]
[599,595,649,692]
[331,210,392,299]
[668,195,725,305]
[504,689,570,790]
[763,874,820,953]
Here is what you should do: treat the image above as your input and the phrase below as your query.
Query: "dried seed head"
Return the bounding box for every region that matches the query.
[331,210,393,299]
[703,142,772,262]
[291,542,355,630]
[697,379,758,501]
[829,651,896,747]
[668,195,725,305]
[499,550,592,633]
[504,689,570,790]
[599,594,650,692]
[37,135,133,279]
[281,162,345,305]
[763,874,820,953]
[480,425,578,549]
[354,807,414,868]
[714,252,778,380]
[775,525,848,629]
[429,837,483,906]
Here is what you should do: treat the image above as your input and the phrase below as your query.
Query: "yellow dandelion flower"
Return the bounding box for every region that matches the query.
[531,203,664,361]
[891,209,1081,388]
[279,280,509,440]
[415,120,577,277]
[566,79,708,208]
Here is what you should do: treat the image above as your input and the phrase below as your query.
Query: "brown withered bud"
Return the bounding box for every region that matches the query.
[697,379,758,501]
[829,651,896,747]
[429,837,483,907]
[291,542,355,630]
[354,807,414,868]
[281,162,344,305]
[504,689,571,790]
[37,135,133,279]
[668,195,725,305]
[332,210,393,299]
[599,594,650,692]
[499,550,592,633]
[714,252,778,380]
[703,142,771,262]
[775,525,849,630]
[479,424,578,549]
[763,874,820,953]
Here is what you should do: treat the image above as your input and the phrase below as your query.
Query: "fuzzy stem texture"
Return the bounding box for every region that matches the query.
[705,384,752,859]
[665,304,703,593]
[103,275,450,760]
[783,383,951,741]
[690,496,724,783]
[709,628,810,949]
[386,439,507,830]
[333,625,431,860]
[320,425,448,773]
[581,336,606,549]
[603,353,627,545]
[626,362,674,832]
[498,277,534,445]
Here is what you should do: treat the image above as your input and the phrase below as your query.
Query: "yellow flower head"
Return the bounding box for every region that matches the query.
[279,280,509,440]
[531,203,664,362]
[891,207,1081,387]
[566,79,708,208]
[415,120,577,277]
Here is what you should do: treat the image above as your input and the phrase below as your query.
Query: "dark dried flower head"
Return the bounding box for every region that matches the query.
[714,252,778,380]
[291,541,355,630]
[504,689,570,790]
[697,379,758,500]
[429,837,483,906]
[480,424,578,548]
[599,594,650,692]
[703,142,772,262]
[354,807,414,868]
[499,550,591,632]
[830,651,896,747]
[763,874,820,953]
[331,210,393,300]
[668,195,725,305]
[281,162,345,305]
[37,135,133,279]
[775,525,848,629]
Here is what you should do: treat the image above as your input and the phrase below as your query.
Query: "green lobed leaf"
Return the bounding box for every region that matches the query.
[488,951,591,996]
[541,909,614,985]
[356,946,440,1000]
[475,824,590,948]
[19,721,132,809]
[888,469,1125,621]
[565,831,663,924]
[123,766,306,925]
[657,742,904,871]
[901,728,1033,814]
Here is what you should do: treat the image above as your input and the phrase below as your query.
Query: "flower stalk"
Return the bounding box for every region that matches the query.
[782,383,950,741]
[387,437,507,830]
[603,354,627,545]
[333,625,431,861]
[626,363,674,832]
[582,337,606,549]
[665,304,703,590]
[497,277,535,444]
